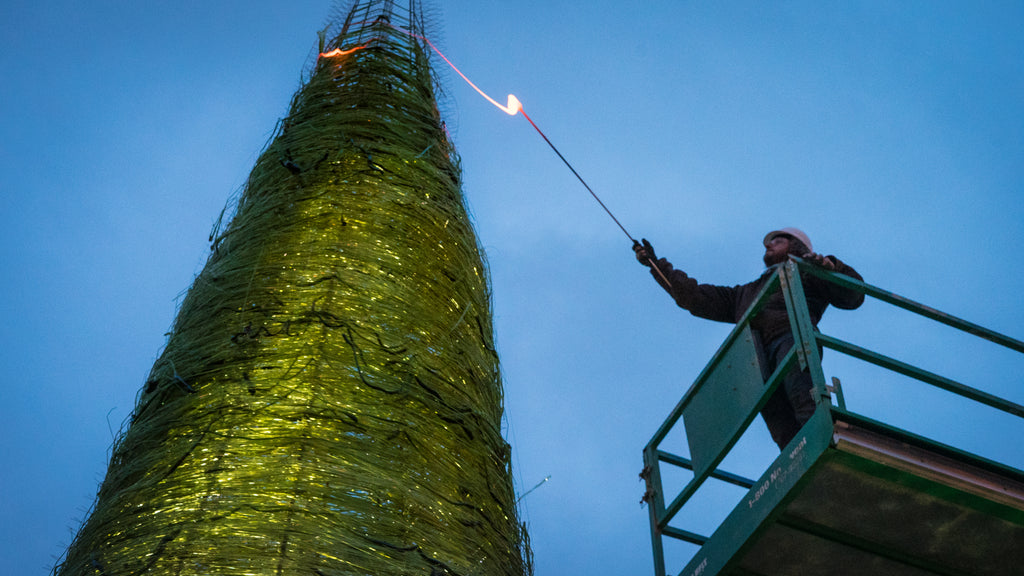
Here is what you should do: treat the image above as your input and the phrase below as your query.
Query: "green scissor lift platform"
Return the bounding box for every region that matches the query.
[642,259,1024,576]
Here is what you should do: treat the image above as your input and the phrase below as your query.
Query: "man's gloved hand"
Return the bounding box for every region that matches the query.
[633,238,657,267]
[802,252,836,270]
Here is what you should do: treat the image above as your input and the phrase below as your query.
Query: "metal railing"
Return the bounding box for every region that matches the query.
[641,257,1024,576]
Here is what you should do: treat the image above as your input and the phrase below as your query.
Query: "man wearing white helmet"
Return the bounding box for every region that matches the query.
[633,228,864,450]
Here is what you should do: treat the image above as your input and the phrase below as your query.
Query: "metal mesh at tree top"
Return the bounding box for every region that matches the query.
[54,2,530,575]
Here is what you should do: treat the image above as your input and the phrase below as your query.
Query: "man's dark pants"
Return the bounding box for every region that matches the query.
[759,334,818,450]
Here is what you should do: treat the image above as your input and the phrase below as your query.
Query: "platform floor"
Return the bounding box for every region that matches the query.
[725,420,1024,576]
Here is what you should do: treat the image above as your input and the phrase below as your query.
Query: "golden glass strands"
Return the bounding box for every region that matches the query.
[54,3,531,575]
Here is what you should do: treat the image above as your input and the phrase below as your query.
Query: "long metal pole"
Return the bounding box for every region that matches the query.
[519,109,673,287]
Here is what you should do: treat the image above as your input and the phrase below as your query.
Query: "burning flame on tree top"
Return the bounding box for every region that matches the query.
[318,45,370,58]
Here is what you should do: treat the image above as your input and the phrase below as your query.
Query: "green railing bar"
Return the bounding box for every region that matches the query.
[658,349,797,529]
[798,259,1024,355]
[818,333,1024,419]
[659,463,711,530]
[661,525,709,546]
[657,450,757,489]
[645,257,1024,576]
[642,445,668,576]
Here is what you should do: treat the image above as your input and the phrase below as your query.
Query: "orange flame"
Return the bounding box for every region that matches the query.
[318,43,369,59]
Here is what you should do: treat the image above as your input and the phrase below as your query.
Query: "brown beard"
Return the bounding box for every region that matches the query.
[763,237,809,267]
[764,252,786,267]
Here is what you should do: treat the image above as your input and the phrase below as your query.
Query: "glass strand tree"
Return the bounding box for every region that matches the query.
[54,2,530,575]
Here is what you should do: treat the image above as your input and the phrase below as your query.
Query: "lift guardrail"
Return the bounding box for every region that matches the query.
[642,257,1024,576]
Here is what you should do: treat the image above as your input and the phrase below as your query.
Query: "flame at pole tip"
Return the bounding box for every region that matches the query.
[388,24,524,116]
[426,40,522,115]
[501,94,523,116]
[320,22,522,116]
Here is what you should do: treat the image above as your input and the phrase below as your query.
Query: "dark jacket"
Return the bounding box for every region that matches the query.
[650,256,864,344]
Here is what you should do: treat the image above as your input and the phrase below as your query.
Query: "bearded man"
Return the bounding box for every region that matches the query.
[633,228,864,449]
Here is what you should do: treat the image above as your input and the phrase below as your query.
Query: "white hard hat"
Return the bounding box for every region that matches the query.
[764,227,813,253]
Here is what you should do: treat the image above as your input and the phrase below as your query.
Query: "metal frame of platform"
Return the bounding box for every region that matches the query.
[642,258,1024,576]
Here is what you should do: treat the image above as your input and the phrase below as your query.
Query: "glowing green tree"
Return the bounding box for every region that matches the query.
[55,2,529,575]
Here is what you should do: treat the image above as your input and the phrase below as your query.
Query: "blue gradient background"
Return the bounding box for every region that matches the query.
[4,1,1022,574]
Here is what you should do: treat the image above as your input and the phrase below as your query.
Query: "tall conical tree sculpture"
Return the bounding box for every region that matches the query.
[55,2,530,575]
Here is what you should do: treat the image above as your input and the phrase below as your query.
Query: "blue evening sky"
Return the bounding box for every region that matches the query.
[3,1,1022,575]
